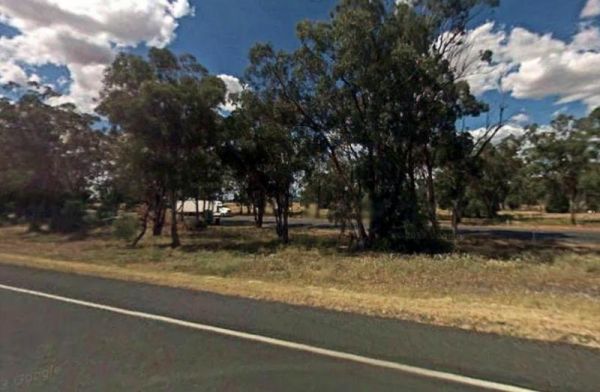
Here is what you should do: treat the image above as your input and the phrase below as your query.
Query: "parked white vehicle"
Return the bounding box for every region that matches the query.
[177,200,232,217]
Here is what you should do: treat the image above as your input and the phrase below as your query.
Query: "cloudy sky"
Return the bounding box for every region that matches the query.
[0,0,599,131]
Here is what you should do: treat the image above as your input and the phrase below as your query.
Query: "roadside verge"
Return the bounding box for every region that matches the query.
[1,251,598,350]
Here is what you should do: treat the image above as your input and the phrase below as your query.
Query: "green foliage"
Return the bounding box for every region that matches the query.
[223,90,311,242]
[113,215,139,243]
[545,188,570,214]
[98,47,227,247]
[581,164,600,210]
[0,89,105,230]
[525,113,599,223]
[246,0,494,249]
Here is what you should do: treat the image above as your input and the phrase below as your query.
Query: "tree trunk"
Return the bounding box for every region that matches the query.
[425,149,439,233]
[273,198,282,238]
[281,193,289,244]
[354,207,369,249]
[132,206,150,247]
[179,198,185,223]
[170,189,180,248]
[254,190,266,228]
[194,196,200,224]
[257,203,265,228]
[152,191,166,236]
[255,203,265,228]
[153,207,165,236]
[451,201,462,238]
[569,192,577,225]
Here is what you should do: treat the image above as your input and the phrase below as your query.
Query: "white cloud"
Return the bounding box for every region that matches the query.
[581,0,600,18]
[0,0,193,111]
[0,61,28,85]
[510,113,530,125]
[217,74,244,112]
[469,123,528,144]
[456,21,600,111]
[571,25,600,51]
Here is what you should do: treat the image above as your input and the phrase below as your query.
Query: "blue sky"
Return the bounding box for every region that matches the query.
[166,0,597,130]
[171,0,585,75]
[1,0,599,133]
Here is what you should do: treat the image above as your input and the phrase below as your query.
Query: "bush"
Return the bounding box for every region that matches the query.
[50,200,87,233]
[546,190,569,213]
[193,219,207,231]
[505,194,521,210]
[463,199,486,218]
[113,215,139,242]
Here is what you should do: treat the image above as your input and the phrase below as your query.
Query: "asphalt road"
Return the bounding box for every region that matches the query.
[221,215,600,244]
[1,264,599,391]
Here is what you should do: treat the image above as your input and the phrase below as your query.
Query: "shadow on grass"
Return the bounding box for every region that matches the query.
[176,231,342,255]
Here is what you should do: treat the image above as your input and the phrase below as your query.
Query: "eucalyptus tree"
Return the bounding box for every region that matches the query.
[526,112,600,224]
[222,98,269,228]
[246,0,496,250]
[223,90,310,243]
[98,48,226,247]
[0,87,104,231]
[464,137,522,218]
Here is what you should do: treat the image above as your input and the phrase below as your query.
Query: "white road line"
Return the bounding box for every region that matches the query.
[0,283,536,392]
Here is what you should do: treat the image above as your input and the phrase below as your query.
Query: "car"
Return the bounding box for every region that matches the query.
[215,206,232,217]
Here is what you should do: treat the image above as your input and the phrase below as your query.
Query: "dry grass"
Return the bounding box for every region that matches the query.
[0,224,599,348]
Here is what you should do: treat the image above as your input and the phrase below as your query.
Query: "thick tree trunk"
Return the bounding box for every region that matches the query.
[170,189,180,248]
[194,196,200,224]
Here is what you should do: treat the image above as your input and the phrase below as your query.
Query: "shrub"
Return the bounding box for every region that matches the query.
[193,219,207,231]
[113,215,139,242]
[546,190,569,213]
[50,200,87,233]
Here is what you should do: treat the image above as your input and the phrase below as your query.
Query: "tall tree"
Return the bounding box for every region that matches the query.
[98,48,226,247]
[526,113,599,225]
[224,90,310,243]
[0,88,104,231]
[246,0,496,250]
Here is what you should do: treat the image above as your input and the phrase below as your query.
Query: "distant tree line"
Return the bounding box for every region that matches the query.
[0,0,598,251]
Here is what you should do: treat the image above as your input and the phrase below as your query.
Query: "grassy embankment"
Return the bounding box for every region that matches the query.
[0,223,598,348]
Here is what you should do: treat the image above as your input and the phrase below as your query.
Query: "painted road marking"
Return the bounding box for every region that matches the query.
[0,283,536,392]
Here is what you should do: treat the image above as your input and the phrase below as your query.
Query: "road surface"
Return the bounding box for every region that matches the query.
[1,264,599,391]
[221,216,600,244]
